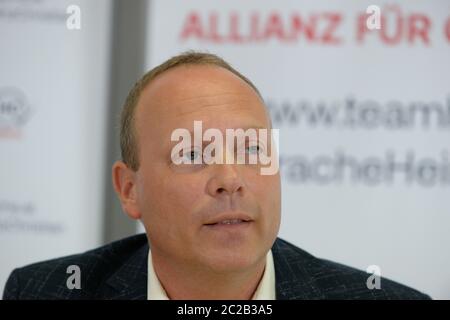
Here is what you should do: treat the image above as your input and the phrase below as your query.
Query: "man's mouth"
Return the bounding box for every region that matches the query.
[203,213,254,230]
[204,212,253,226]
[206,219,250,226]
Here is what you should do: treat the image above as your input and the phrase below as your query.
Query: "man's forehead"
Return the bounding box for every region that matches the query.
[135,65,268,130]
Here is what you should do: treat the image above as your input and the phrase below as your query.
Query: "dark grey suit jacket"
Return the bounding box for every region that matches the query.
[2,234,430,299]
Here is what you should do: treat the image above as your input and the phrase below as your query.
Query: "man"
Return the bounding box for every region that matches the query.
[3,52,430,300]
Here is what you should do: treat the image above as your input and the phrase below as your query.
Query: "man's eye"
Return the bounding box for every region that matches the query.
[183,150,201,161]
[246,145,261,155]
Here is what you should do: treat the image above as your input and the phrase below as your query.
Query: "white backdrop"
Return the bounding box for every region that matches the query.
[143,0,450,299]
[0,0,111,295]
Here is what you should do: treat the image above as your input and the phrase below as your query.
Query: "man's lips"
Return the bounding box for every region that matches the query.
[203,212,254,226]
[203,219,253,231]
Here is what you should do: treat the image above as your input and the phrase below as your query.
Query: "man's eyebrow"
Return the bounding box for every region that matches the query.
[192,125,268,134]
[167,125,269,144]
[238,125,268,131]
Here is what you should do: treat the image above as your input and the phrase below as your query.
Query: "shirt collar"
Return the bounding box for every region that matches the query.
[147,249,276,300]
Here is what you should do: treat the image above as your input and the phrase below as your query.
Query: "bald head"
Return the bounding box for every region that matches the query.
[134,64,272,171]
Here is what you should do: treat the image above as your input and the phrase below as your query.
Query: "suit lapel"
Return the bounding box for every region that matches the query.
[272,238,325,299]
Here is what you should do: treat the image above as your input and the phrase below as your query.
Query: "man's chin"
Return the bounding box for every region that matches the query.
[199,246,266,274]
[199,220,258,246]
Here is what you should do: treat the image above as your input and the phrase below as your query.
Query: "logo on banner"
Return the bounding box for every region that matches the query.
[0,87,33,139]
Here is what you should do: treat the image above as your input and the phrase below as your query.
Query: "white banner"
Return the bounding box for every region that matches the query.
[144,0,450,299]
[0,0,112,294]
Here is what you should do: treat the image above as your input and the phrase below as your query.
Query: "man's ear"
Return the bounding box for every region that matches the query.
[112,161,141,220]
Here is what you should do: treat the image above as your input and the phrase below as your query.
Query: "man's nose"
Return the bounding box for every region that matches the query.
[206,163,246,197]
[205,142,247,197]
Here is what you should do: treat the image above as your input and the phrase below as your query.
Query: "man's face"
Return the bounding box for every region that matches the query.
[133,65,281,272]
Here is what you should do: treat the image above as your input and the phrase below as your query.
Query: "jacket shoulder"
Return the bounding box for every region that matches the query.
[3,233,148,300]
[273,238,431,300]
[314,258,431,300]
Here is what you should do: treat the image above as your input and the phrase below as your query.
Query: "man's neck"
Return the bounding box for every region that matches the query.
[150,251,267,300]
